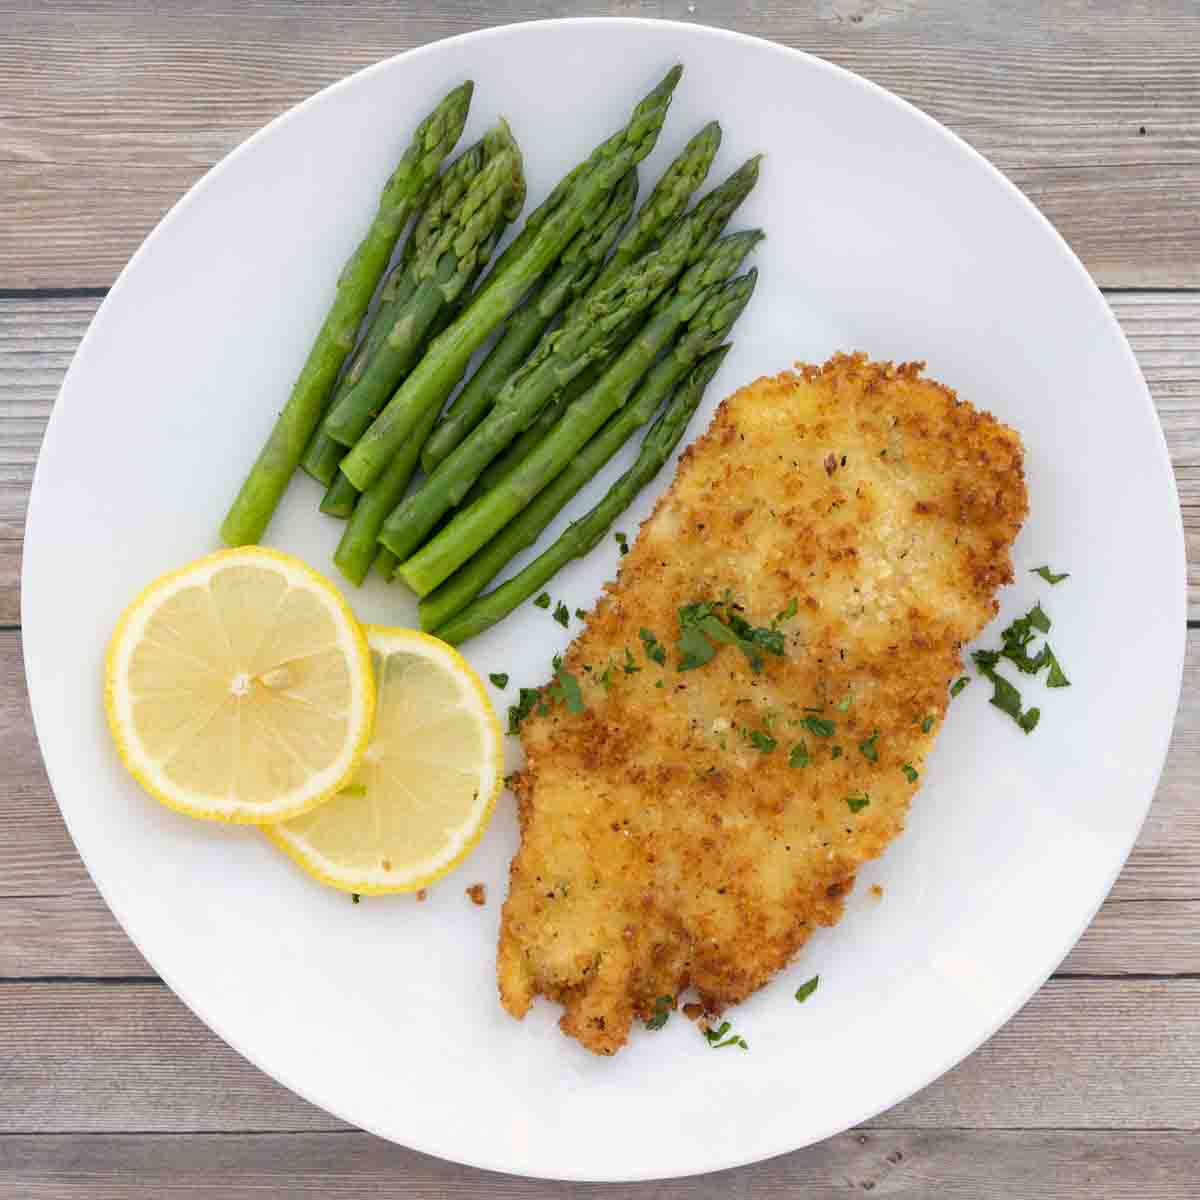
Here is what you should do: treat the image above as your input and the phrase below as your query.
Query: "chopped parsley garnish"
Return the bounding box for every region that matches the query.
[846,792,870,813]
[920,715,935,734]
[949,676,969,698]
[789,741,810,768]
[1032,565,1070,585]
[623,647,641,674]
[831,744,843,759]
[774,597,799,625]
[704,1021,749,1050]
[646,995,673,1031]
[507,687,541,734]
[575,608,588,621]
[614,531,629,555]
[639,627,667,665]
[901,763,919,783]
[553,601,570,627]
[488,672,509,690]
[858,731,879,762]
[676,597,786,674]
[352,893,361,904]
[801,714,835,738]
[655,679,664,688]
[533,592,551,609]
[548,666,584,715]
[794,975,819,1004]
[970,602,1070,732]
[748,729,777,753]
[598,664,613,691]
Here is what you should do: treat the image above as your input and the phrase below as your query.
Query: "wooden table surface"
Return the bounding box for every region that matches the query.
[2,2,1198,1195]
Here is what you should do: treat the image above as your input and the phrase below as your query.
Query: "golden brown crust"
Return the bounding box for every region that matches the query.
[497,353,1028,1055]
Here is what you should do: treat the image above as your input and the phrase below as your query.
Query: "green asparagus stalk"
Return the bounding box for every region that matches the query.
[300,138,495,486]
[378,189,753,567]
[420,343,732,631]
[319,471,360,518]
[397,249,761,596]
[593,120,722,292]
[454,154,759,502]
[323,130,524,448]
[329,219,514,581]
[337,66,683,493]
[419,168,639,472]
[373,546,401,582]
[219,81,473,545]
[433,349,730,644]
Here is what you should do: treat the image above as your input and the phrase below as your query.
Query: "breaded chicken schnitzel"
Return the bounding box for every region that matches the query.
[498,353,1028,1055]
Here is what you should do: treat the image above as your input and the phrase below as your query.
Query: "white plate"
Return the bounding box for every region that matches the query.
[23,17,1184,1182]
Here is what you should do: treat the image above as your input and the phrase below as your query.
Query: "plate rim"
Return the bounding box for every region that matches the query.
[21,15,1187,1182]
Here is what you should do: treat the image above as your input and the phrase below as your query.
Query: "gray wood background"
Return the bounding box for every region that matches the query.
[2,2,1197,1195]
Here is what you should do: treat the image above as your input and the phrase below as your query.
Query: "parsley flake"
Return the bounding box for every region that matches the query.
[774,597,799,625]
[575,608,588,621]
[846,792,870,813]
[920,715,935,734]
[748,729,777,753]
[794,975,820,1003]
[646,995,673,1031]
[614,531,629,555]
[548,666,584,715]
[623,647,641,674]
[553,601,570,627]
[639,627,667,665]
[704,1020,749,1050]
[949,676,969,698]
[801,714,835,738]
[789,741,810,768]
[507,687,541,734]
[352,893,361,904]
[488,672,509,690]
[1032,565,1070,585]
[831,744,843,759]
[901,763,919,783]
[858,730,879,762]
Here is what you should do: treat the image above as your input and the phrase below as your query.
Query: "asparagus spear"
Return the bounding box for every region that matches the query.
[373,546,401,582]
[456,155,760,507]
[323,129,524,448]
[592,120,721,292]
[423,122,722,473]
[433,349,730,644]
[337,66,683,493]
[419,168,639,472]
[219,81,473,545]
[329,219,514,581]
[420,343,732,631]
[396,249,761,596]
[378,188,753,567]
[300,138,495,486]
[319,211,510,530]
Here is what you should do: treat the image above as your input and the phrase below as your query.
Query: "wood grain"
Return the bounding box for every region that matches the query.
[1,1130,1198,1199]
[3,291,1199,625]
[1,1,1198,288]
[2,979,1196,1134]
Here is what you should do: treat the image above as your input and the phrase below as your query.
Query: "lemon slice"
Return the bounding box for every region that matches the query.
[105,547,374,823]
[265,626,503,894]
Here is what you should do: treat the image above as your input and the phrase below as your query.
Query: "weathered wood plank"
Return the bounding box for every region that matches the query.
[3,291,1198,624]
[1,1129,1197,1199]
[0,1,1198,288]
[2,979,1196,1134]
